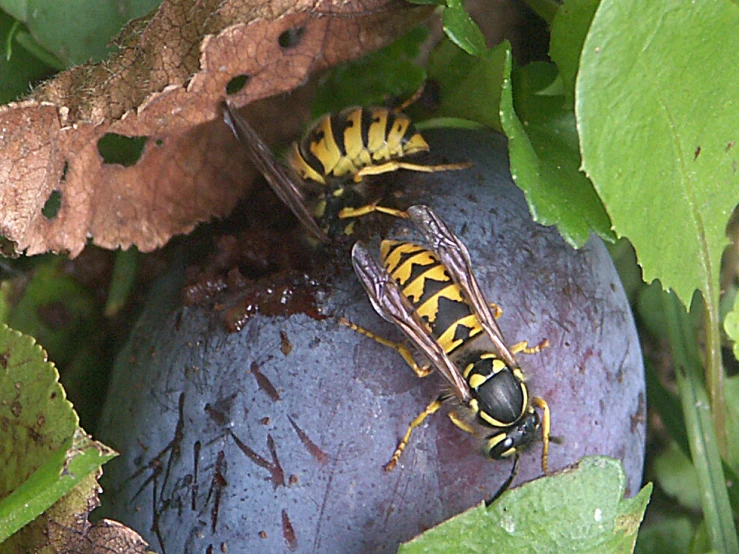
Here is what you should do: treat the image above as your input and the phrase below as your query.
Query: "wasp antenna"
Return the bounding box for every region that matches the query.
[485,454,520,506]
[394,82,426,113]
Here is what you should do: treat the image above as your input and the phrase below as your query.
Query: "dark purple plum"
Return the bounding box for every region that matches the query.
[97,129,645,553]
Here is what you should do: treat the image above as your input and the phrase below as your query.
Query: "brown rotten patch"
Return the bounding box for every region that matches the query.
[0,0,431,257]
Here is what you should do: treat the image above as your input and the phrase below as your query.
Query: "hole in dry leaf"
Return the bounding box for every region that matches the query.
[226,74,250,95]
[0,238,17,257]
[42,190,62,220]
[155,138,164,147]
[278,26,305,49]
[97,133,148,166]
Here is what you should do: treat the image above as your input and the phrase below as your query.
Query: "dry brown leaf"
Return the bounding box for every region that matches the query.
[0,0,431,257]
[5,470,152,554]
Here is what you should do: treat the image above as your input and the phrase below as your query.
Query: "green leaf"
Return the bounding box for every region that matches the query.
[7,258,99,369]
[427,38,508,131]
[0,11,54,103]
[105,248,139,317]
[577,0,739,307]
[662,292,739,553]
[725,375,739,471]
[653,442,701,511]
[399,456,652,553]
[311,27,427,118]
[724,293,739,362]
[635,515,694,554]
[441,0,486,57]
[0,324,115,541]
[0,0,162,66]
[549,0,600,104]
[427,38,613,247]
[0,429,116,543]
[500,51,614,247]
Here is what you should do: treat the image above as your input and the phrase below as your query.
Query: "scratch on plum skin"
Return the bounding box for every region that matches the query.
[229,430,285,488]
[192,440,200,511]
[251,360,280,401]
[630,393,646,434]
[207,450,228,533]
[129,392,186,503]
[282,508,298,551]
[288,415,328,464]
[313,442,342,553]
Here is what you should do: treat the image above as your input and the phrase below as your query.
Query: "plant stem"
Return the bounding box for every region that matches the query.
[663,292,737,554]
[703,291,727,458]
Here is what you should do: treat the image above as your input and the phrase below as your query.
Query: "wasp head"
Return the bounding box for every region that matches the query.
[484,408,540,460]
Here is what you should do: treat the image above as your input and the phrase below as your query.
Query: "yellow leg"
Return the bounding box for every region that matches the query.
[385,397,443,471]
[338,317,432,378]
[509,338,550,356]
[533,396,550,475]
[353,160,472,182]
[488,302,502,319]
[337,204,409,220]
[448,411,478,435]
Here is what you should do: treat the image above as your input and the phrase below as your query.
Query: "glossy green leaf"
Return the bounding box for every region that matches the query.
[577,0,739,307]
[501,51,614,247]
[441,0,486,57]
[549,0,600,104]
[427,38,508,132]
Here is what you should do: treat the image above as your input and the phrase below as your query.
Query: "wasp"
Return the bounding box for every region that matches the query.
[222,89,470,242]
[340,205,551,503]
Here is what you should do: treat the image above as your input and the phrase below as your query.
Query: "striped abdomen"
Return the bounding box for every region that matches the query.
[380,240,484,356]
[287,107,430,185]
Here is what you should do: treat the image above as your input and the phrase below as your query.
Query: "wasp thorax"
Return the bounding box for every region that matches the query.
[465,354,528,428]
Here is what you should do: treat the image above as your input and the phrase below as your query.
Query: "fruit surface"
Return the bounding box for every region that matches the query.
[97,129,645,553]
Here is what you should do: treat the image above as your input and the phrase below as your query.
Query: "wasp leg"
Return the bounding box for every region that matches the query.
[485,454,520,506]
[533,396,551,474]
[508,338,550,356]
[448,411,478,435]
[488,302,502,319]
[337,204,409,220]
[338,317,432,378]
[385,396,444,472]
[353,160,472,182]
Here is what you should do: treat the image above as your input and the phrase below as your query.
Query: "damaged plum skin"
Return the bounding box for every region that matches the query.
[97,130,645,553]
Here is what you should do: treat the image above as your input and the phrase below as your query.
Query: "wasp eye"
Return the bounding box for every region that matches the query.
[487,434,515,459]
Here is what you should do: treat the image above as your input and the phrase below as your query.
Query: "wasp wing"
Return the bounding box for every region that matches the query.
[406,205,519,369]
[351,242,472,403]
[222,102,329,243]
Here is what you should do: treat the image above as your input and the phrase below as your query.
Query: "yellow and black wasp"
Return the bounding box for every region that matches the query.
[341,205,551,503]
[222,90,469,242]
